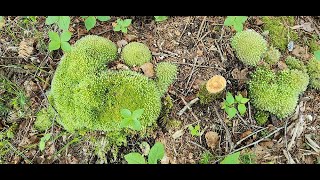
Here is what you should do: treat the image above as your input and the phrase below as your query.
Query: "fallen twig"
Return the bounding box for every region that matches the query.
[213,106,233,152]
[177,97,199,116]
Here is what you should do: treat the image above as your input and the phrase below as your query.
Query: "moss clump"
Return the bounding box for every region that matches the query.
[121,42,152,67]
[155,62,178,95]
[34,107,55,131]
[231,29,268,66]
[43,35,177,143]
[254,111,269,126]
[262,16,298,51]
[249,67,309,118]
[264,46,281,65]
[285,56,307,72]
[307,57,320,90]
[309,37,320,53]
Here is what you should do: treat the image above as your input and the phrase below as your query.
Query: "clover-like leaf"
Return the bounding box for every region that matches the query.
[120,109,131,118]
[148,142,165,164]
[234,23,244,32]
[238,103,247,115]
[97,16,110,22]
[85,16,96,31]
[132,119,142,131]
[124,153,146,164]
[57,16,70,31]
[61,42,71,52]
[60,31,72,42]
[132,108,144,120]
[220,152,240,164]
[224,16,236,26]
[45,16,59,25]
[226,92,235,105]
[240,98,250,104]
[226,107,237,119]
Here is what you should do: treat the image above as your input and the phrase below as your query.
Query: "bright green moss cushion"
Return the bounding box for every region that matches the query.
[121,42,152,67]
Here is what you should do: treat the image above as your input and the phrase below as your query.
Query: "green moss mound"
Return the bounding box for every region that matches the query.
[254,111,269,126]
[264,46,281,65]
[285,56,307,72]
[39,35,178,140]
[307,57,320,90]
[262,16,298,51]
[34,107,55,131]
[249,68,309,118]
[231,30,268,66]
[121,42,152,67]
[156,62,178,95]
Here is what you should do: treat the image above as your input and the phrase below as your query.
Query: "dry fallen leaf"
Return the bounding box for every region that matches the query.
[231,68,248,80]
[292,22,314,32]
[240,130,252,139]
[205,131,219,149]
[124,34,137,42]
[140,62,155,77]
[292,45,310,60]
[277,61,288,70]
[116,39,128,48]
[259,140,274,149]
[18,38,34,59]
[196,50,203,57]
[116,63,129,70]
[172,129,184,139]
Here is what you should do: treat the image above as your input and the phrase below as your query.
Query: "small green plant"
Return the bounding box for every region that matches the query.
[45,16,70,31]
[39,133,51,151]
[239,151,256,164]
[314,50,320,61]
[81,16,111,31]
[199,151,214,164]
[188,124,201,137]
[120,108,144,131]
[222,92,249,119]
[220,151,240,164]
[154,16,168,22]
[224,16,248,32]
[48,31,72,52]
[124,142,165,164]
[113,18,132,33]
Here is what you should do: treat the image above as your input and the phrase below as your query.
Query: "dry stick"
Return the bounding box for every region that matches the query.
[248,102,253,124]
[236,112,248,126]
[177,97,199,116]
[214,40,226,61]
[184,58,198,95]
[230,126,269,151]
[230,126,285,154]
[177,16,191,42]
[197,16,207,39]
[179,96,200,122]
[213,106,233,152]
[188,141,208,151]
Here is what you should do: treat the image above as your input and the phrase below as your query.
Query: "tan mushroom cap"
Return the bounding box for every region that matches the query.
[206,75,227,94]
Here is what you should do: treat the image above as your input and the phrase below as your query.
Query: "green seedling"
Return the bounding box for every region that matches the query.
[124,142,165,164]
[224,16,248,32]
[81,16,111,31]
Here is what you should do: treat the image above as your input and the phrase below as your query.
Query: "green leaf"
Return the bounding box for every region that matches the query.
[226,92,235,105]
[0,16,5,29]
[238,103,246,115]
[240,98,250,104]
[188,125,194,131]
[61,42,71,52]
[234,23,244,32]
[85,16,96,31]
[132,119,142,131]
[57,16,70,31]
[39,134,51,151]
[235,94,243,103]
[220,152,240,164]
[48,41,60,51]
[45,16,59,25]
[314,50,320,61]
[194,125,200,131]
[48,31,60,42]
[60,31,72,42]
[120,117,131,128]
[148,142,165,164]
[221,102,227,109]
[123,19,132,27]
[236,16,248,24]
[124,153,146,164]
[121,28,128,34]
[120,109,131,118]
[132,109,144,119]
[224,16,236,26]
[226,107,237,119]
[81,16,88,19]
[6,131,14,139]
[113,25,121,32]
[97,16,110,22]
[154,16,168,22]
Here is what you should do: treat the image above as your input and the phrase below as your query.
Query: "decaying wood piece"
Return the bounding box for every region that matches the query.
[197,75,226,104]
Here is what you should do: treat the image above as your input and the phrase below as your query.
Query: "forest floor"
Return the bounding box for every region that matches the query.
[0,16,319,164]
